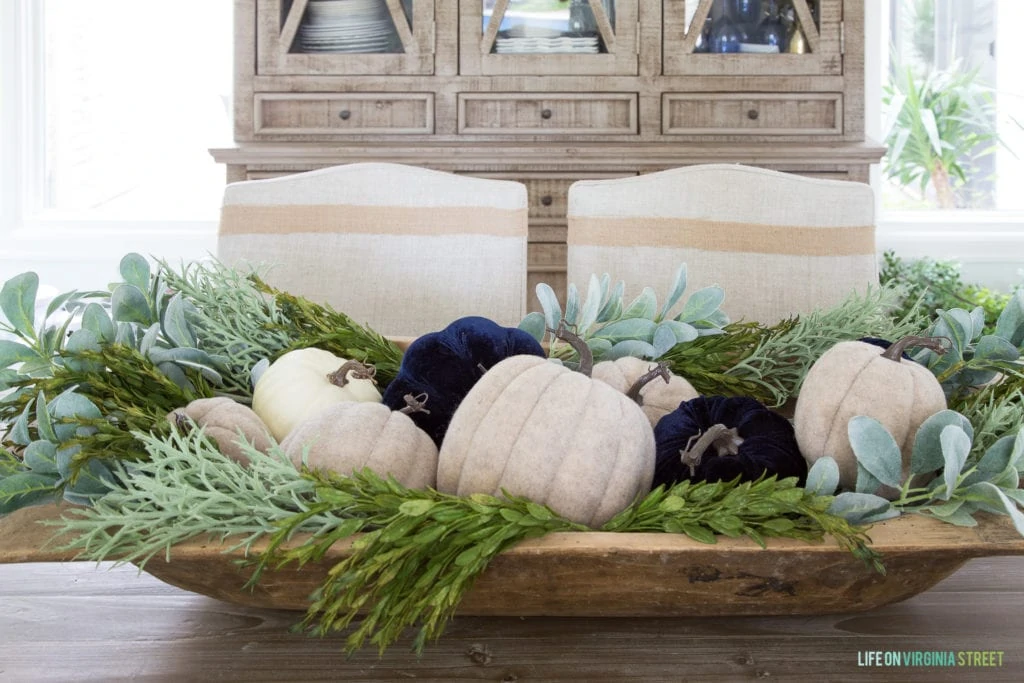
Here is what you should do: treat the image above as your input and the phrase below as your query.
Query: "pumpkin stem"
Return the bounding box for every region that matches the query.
[327,360,377,387]
[625,362,671,406]
[548,321,594,377]
[171,410,193,434]
[881,336,951,362]
[679,424,744,477]
[400,393,431,415]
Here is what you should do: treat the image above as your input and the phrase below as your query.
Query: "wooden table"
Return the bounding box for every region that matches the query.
[1,557,1022,682]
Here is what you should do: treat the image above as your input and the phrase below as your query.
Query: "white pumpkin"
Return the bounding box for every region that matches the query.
[591,357,699,427]
[437,328,656,528]
[281,395,438,490]
[252,348,382,441]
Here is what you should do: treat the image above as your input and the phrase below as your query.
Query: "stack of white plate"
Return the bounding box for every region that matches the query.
[495,36,600,54]
[297,0,398,54]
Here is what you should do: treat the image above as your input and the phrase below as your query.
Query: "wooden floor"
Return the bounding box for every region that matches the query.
[1,557,1022,681]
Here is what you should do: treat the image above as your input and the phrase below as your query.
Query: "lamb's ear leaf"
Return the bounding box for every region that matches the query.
[939,425,971,501]
[848,416,903,489]
[0,271,39,338]
[911,410,973,475]
[577,274,603,333]
[563,284,580,327]
[827,492,892,524]
[658,264,688,321]
[517,312,546,343]
[536,283,562,334]
[805,457,840,496]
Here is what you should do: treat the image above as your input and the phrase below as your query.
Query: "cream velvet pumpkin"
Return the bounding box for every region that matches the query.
[252,348,382,441]
[436,354,656,528]
[280,399,438,490]
[793,337,948,494]
[591,357,699,427]
[170,397,274,466]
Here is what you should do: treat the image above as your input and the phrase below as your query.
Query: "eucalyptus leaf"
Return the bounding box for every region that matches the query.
[536,283,562,334]
[110,284,152,324]
[827,491,892,524]
[604,339,659,361]
[0,472,59,513]
[994,290,1024,346]
[43,289,78,319]
[621,287,657,320]
[81,303,116,344]
[939,424,971,501]
[0,339,38,368]
[677,286,725,324]
[658,264,688,322]
[119,253,151,292]
[969,306,986,341]
[934,309,970,352]
[975,334,1019,363]
[805,456,840,495]
[63,328,103,373]
[517,312,546,343]
[848,415,903,488]
[0,368,22,392]
[0,271,38,338]
[34,392,58,444]
[24,440,59,474]
[10,399,35,446]
[911,410,974,475]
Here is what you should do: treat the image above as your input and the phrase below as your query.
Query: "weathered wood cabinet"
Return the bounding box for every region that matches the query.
[212,0,884,307]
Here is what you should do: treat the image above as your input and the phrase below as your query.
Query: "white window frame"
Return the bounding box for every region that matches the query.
[0,0,218,291]
[865,1,1024,290]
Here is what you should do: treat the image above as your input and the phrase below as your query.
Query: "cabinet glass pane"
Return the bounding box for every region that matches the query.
[286,0,413,54]
[482,0,617,55]
[682,0,819,54]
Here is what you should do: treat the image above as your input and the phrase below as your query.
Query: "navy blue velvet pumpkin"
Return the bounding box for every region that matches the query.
[382,316,545,446]
[653,396,807,488]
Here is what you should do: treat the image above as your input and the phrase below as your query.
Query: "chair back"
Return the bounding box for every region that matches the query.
[567,164,877,325]
[218,163,529,337]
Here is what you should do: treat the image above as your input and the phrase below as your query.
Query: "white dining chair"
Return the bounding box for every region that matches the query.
[217,163,529,337]
[566,164,878,325]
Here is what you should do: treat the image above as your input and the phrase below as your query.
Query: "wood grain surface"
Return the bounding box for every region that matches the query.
[1,558,1023,681]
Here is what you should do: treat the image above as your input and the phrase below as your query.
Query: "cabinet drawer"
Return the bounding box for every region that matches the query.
[662,93,842,136]
[458,94,638,135]
[254,93,434,135]
[465,173,635,220]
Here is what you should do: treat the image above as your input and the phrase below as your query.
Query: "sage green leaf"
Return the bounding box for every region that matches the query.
[110,284,152,324]
[35,392,58,443]
[596,280,624,323]
[0,472,59,513]
[536,283,562,333]
[934,309,972,353]
[657,320,699,345]
[63,328,103,373]
[652,324,678,358]
[24,440,59,474]
[677,286,725,324]
[518,311,546,342]
[0,368,22,392]
[250,357,271,389]
[940,425,971,501]
[157,362,193,392]
[968,482,1024,536]
[855,463,882,495]
[398,499,434,517]
[593,318,657,343]
[658,264,688,321]
[171,359,224,386]
[827,491,892,524]
[0,339,38,368]
[921,499,966,518]
[81,303,116,343]
[959,482,1006,515]
[563,283,580,327]
[860,508,902,524]
[0,271,38,338]
[1010,430,1024,472]
[963,435,1018,487]
[605,339,658,360]
[975,334,1019,363]
[805,456,840,495]
[119,253,151,292]
[919,505,978,527]
[114,322,137,347]
[848,415,903,488]
[139,322,161,356]
[621,287,657,320]
[584,337,613,360]
[10,399,35,446]
[994,290,1024,346]
[577,274,603,333]
[969,306,986,342]
[911,410,973,475]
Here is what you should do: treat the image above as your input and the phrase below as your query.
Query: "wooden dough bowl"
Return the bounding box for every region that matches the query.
[4,503,1024,617]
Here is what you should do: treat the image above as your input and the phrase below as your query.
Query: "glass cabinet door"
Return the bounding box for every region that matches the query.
[663,0,842,76]
[257,0,434,75]
[460,0,638,76]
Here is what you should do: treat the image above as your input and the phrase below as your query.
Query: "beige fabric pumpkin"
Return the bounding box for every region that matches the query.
[437,354,656,528]
[280,400,438,490]
[170,397,274,466]
[591,357,699,427]
[793,337,948,495]
[252,348,382,441]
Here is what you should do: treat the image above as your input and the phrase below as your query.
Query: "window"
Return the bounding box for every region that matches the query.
[0,0,233,291]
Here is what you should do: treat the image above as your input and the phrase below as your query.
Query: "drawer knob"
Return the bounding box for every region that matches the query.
[540,194,553,207]
[747,109,760,120]
[540,108,553,120]
[338,110,352,120]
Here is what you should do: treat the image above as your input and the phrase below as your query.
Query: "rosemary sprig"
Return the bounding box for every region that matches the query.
[249,275,404,387]
[660,321,779,402]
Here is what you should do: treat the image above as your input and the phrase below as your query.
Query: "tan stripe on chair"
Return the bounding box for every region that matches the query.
[220,204,527,237]
[568,216,875,256]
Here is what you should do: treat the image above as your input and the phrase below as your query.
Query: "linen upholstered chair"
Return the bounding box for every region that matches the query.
[566,164,878,325]
[217,163,529,337]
